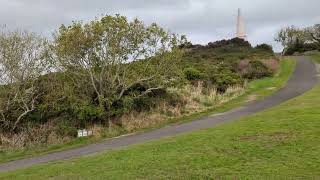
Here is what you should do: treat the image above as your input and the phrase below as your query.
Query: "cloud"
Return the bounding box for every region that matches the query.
[0,0,319,51]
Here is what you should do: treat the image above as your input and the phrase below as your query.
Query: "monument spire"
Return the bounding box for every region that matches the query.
[236,8,247,40]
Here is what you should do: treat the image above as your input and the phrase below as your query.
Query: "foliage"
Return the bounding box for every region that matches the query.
[255,43,274,53]
[275,26,304,49]
[305,24,320,45]
[242,60,272,79]
[183,67,206,81]
[276,24,320,55]
[52,15,186,124]
[207,37,252,48]
[181,38,275,92]
[0,30,49,132]
[210,69,244,92]
[0,16,277,149]
[0,59,295,162]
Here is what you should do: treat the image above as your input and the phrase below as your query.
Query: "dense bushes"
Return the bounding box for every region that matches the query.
[210,70,244,92]
[183,68,206,81]
[0,15,186,133]
[208,38,252,49]
[242,60,272,79]
[0,16,276,149]
[181,38,275,92]
[255,44,274,53]
[183,66,244,92]
[284,42,319,55]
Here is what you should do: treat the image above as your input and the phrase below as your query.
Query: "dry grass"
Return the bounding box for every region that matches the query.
[121,112,164,132]
[0,123,71,150]
[178,82,245,109]
[121,82,245,133]
[238,58,280,75]
[262,58,280,72]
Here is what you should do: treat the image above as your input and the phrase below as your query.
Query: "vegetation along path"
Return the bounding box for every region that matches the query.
[0,56,317,172]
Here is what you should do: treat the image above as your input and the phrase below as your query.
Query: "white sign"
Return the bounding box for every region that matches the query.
[77,129,93,137]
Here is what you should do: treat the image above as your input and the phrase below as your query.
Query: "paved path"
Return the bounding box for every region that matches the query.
[0,56,318,172]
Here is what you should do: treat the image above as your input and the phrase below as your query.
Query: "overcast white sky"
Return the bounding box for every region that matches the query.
[1,0,319,52]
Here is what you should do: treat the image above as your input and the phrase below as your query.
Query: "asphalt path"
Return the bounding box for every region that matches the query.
[0,56,317,172]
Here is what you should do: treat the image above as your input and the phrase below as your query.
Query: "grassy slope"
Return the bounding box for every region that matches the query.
[0,59,295,165]
[310,52,320,64]
[1,58,312,179]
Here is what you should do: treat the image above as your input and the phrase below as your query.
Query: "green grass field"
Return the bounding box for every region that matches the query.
[2,58,317,179]
[310,52,320,64]
[0,59,296,164]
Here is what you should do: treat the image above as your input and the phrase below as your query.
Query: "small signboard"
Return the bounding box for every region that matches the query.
[77,129,93,137]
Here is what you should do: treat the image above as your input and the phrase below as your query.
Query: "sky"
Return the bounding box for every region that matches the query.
[0,0,319,52]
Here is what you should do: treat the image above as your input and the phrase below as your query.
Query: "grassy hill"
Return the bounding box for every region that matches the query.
[2,57,317,179]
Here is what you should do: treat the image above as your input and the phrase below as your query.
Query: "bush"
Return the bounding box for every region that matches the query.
[56,120,78,137]
[208,38,251,49]
[284,40,319,55]
[164,92,185,107]
[183,68,206,81]
[243,60,272,79]
[255,44,274,53]
[210,70,244,93]
[74,103,105,125]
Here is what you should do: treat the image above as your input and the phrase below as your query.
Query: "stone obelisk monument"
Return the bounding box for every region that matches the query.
[236,8,247,40]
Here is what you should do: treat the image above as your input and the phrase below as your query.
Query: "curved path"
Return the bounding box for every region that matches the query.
[0,56,318,172]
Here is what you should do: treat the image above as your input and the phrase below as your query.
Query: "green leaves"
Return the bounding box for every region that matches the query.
[52,14,186,124]
[276,24,320,54]
[0,30,49,132]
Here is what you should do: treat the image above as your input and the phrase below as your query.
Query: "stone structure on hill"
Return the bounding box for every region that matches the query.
[236,8,247,40]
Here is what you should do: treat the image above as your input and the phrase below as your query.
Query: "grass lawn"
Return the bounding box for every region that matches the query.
[0,59,296,165]
[0,58,318,179]
[309,51,320,64]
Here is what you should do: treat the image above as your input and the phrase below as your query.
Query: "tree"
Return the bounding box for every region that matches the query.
[306,24,320,45]
[0,30,49,131]
[52,15,186,123]
[275,26,305,54]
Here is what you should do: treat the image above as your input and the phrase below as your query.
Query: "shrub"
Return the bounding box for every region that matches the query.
[210,70,244,93]
[285,42,320,55]
[243,60,272,79]
[74,103,105,125]
[208,38,251,49]
[164,92,185,107]
[255,44,274,53]
[183,68,206,81]
[56,120,78,137]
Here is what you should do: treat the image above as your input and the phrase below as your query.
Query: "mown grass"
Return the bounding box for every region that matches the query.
[0,59,296,164]
[0,58,318,179]
[309,51,320,64]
